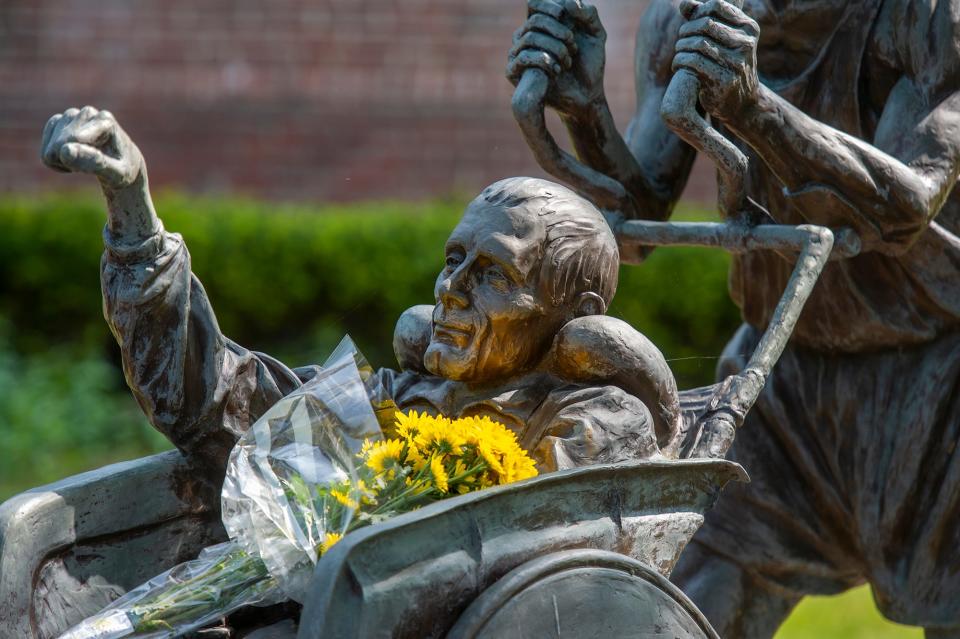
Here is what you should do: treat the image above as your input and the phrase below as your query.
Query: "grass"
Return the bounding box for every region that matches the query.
[778,585,924,638]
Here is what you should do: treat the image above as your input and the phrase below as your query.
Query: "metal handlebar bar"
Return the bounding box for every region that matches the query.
[611,217,860,458]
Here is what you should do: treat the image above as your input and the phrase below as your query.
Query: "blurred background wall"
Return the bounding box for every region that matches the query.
[0,0,717,202]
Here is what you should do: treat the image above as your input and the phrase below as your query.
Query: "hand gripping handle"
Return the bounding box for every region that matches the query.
[659,0,749,219]
[512,68,635,214]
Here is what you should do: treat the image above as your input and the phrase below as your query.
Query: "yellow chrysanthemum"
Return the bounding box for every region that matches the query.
[310,411,538,569]
[405,440,427,472]
[414,416,466,456]
[330,487,359,510]
[364,438,405,474]
[477,439,505,476]
[391,410,420,440]
[457,415,538,485]
[429,455,449,493]
[375,410,537,495]
[320,532,342,555]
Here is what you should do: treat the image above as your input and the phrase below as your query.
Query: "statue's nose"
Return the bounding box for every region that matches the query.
[439,283,469,310]
[439,268,470,310]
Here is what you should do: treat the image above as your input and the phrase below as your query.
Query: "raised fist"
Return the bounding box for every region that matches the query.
[41,106,144,190]
[507,0,607,119]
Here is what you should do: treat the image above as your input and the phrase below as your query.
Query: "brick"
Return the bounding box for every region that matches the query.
[0,0,717,205]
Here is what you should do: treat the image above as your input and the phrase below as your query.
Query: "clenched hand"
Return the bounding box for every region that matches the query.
[672,0,760,124]
[41,106,159,244]
[41,106,144,189]
[507,0,608,120]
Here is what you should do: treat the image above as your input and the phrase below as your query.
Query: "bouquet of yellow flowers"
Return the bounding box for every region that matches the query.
[60,339,537,639]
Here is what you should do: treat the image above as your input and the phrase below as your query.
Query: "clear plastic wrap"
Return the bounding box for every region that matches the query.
[221,336,393,602]
[60,337,537,639]
[60,338,393,638]
[57,541,281,639]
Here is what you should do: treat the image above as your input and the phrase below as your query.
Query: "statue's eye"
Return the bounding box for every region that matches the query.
[445,254,463,270]
[484,267,511,290]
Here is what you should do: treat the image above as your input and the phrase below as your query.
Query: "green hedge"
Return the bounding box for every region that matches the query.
[0,191,740,388]
[0,317,165,497]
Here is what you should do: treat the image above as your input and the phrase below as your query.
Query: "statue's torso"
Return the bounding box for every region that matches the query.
[375,368,662,471]
[747,0,848,84]
[723,0,960,352]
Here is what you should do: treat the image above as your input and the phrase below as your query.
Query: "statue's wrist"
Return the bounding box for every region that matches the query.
[727,84,778,144]
[99,160,145,203]
[101,168,162,245]
[562,93,610,128]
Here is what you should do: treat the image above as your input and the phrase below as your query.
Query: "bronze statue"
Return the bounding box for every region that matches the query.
[509,0,960,636]
[32,90,860,637]
[39,106,680,480]
[29,85,856,639]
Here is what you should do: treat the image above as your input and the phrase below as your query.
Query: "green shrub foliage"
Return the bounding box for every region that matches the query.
[0,316,167,497]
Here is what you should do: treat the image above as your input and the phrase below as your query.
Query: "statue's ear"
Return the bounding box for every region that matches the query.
[393,305,433,373]
[573,291,606,317]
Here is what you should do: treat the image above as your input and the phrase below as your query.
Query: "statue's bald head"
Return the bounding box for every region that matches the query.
[478,177,619,311]
[425,177,620,384]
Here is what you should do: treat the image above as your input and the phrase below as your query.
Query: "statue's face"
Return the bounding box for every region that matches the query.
[424,201,566,384]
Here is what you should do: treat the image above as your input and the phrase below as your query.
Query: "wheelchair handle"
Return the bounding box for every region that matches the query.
[512,68,636,214]
[660,0,749,220]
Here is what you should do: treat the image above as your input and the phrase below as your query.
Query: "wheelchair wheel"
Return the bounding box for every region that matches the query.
[448,548,718,639]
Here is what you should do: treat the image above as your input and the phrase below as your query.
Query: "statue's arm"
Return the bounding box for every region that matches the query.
[42,107,300,469]
[508,0,696,220]
[619,0,699,219]
[101,235,298,468]
[674,0,960,254]
[40,107,160,245]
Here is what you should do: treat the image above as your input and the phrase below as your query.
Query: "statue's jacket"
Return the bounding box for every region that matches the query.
[100,229,660,474]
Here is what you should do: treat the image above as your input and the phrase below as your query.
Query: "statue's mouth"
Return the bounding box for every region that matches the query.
[433,320,474,348]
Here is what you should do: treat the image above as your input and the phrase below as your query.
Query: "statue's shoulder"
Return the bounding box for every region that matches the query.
[548,316,679,448]
[526,381,661,467]
[535,381,655,424]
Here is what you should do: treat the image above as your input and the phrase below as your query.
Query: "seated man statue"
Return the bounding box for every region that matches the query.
[40,106,681,483]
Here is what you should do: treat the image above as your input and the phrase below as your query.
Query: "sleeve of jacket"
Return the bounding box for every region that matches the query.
[101,226,303,471]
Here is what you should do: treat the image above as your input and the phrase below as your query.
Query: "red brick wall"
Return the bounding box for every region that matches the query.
[0,0,716,204]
